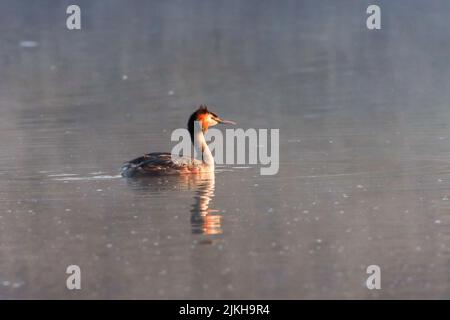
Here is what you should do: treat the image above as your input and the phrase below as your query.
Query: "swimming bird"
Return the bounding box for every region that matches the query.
[120,105,235,177]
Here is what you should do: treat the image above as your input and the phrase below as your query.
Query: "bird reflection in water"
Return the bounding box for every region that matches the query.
[188,172,221,235]
[125,171,221,235]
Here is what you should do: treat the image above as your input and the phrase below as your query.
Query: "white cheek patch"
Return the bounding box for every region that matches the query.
[206,115,217,126]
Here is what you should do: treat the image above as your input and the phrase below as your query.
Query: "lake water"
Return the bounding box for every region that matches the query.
[1,0,450,299]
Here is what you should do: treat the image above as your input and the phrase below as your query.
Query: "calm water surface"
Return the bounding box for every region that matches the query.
[1,0,450,299]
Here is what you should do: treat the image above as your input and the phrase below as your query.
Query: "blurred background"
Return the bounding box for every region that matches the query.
[1,0,450,299]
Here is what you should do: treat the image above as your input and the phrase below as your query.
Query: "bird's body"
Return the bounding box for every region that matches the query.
[120,152,203,177]
[120,106,235,177]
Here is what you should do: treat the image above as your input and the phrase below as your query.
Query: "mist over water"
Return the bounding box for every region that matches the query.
[1,0,450,298]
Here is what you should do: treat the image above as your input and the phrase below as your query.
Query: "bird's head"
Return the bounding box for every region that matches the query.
[187,105,235,142]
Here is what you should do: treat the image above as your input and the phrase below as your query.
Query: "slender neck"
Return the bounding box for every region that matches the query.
[193,122,214,169]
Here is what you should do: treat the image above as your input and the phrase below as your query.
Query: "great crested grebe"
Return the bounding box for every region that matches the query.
[120,105,235,177]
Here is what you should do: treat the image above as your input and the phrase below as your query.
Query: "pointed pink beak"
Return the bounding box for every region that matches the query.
[219,119,236,125]
[217,118,236,125]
